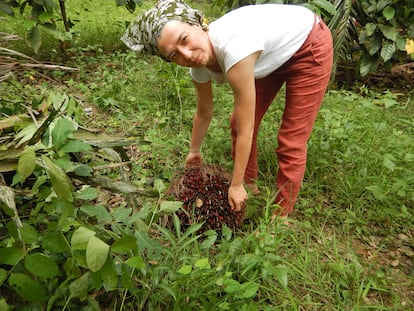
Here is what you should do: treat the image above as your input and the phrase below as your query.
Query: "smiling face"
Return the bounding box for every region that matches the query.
[156,20,213,67]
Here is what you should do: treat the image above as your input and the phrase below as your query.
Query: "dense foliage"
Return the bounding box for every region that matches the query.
[1,0,413,76]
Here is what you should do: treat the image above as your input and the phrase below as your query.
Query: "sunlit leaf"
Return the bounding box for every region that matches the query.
[178,264,192,275]
[154,178,166,193]
[75,186,98,200]
[52,117,74,147]
[17,145,36,183]
[125,256,146,269]
[42,156,73,202]
[71,226,96,251]
[159,200,182,213]
[223,279,241,293]
[382,6,395,20]
[86,236,109,272]
[194,257,209,269]
[274,265,289,289]
[238,281,259,298]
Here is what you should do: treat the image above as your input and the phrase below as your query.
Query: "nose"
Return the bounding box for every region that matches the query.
[176,46,192,61]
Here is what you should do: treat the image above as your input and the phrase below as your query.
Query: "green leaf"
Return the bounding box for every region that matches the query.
[238,281,259,299]
[274,265,289,289]
[178,264,192,275]
[111,235,138,254]
[9,273,46,302]
[366,184,386,200]
[69,272,89,300]
[26,25,41,53]
[71,226,96,251]
[100,261,118,291]
[378,25,398,41]
[24,253,60,279]
[383,153,397,171]
[75,186,98,200]
[60,139,92,153]
[0,247,24,265]
[0,268,7,286]
[223,279,241,293]
[21,223,40,244]
[382,6,395,20]
[380,41,395,62]
[74,164,92,176]
[194,257,209,269]
[154,178,166,193]
[52,117,74,147]
[311,0,336,15]
[359,53,378,76]
[125,256,146,269]
[42,155,73,202]
[17,145,36,183]
[86,236,109,272]
[159,200,182,213]
[41,231,70,253]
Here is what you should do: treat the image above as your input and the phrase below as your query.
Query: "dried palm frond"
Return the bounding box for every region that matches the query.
[0,31,78,82]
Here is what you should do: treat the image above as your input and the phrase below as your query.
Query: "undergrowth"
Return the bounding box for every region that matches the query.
[1,1,413,310]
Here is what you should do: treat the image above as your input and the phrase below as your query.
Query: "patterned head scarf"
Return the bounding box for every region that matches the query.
[121,0,208,60]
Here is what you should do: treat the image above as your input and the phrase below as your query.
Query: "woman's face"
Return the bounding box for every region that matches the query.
[156,20,213,67]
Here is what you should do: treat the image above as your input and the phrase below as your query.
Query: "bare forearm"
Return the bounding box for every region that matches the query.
[231,132,252,186]
[189,113,212,152]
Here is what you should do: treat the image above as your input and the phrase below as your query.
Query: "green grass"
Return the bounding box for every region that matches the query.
[1,1,413,310]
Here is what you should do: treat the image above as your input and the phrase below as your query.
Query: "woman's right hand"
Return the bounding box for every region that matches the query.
[185,150,203,168]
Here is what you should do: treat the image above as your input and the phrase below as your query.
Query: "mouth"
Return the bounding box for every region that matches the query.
[191,51,202,66]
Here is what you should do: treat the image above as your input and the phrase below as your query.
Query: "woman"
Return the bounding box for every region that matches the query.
[121,0,333,219]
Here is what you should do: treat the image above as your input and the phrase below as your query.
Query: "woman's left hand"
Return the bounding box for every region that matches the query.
[228,184,247,212]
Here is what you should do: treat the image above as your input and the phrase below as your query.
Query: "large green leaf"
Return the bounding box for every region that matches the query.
[24,253,60,279]
[0,247,24,265]
[42,155,73,202]
[380,41,396,62]
[311,0,336,15]
[86,236,109,272]
[25,25,41,53]
[51,117,74,147]
[378,24,398,41]
[69,272,89,300]
[17,145,36,183]
[359,53,378,76]
[9,273,47,302]
[71,226,96,251]
[60,139,92,153]
[383,6,395,20]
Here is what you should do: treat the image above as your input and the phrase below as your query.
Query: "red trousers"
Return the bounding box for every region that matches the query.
[230,18,333,216]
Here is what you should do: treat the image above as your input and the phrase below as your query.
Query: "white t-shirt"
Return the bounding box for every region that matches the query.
[190,4,315,84]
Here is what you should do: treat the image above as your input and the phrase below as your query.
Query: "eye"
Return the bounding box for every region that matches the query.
[169,52,177,61]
